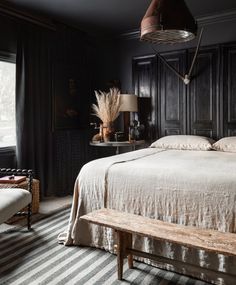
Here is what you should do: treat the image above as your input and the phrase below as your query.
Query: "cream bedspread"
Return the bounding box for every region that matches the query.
[60,148,236,284]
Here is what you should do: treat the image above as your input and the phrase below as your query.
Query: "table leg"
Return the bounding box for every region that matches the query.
[116,146,120,155]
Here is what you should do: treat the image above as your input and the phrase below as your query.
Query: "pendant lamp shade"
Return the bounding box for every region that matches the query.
[140,0,197,44]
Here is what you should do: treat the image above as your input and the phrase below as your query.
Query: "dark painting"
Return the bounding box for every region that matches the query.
[53,64,89,130]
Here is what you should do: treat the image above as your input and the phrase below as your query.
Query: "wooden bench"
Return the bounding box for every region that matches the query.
[80,208,236,283]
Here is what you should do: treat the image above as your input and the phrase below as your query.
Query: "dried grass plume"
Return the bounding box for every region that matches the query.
[92,88,121,123]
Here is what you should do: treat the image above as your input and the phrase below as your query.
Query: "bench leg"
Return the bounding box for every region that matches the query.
[127,233,133,269]
[117,231,124,280]
[116,231,133,280]
[128,254,133,269]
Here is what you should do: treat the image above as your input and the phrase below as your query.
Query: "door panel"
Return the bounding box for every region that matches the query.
[132,55,157,140]
[159,50,186,137]
[223,44,236,137]
[188,47,219,139]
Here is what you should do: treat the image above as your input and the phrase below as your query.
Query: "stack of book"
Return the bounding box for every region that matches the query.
[0,176,26,184]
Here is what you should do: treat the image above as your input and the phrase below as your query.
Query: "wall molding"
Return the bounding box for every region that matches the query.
[0,0,56,30]
[118,30,140,40]
[118,9,236,40]
[198,9,236,26]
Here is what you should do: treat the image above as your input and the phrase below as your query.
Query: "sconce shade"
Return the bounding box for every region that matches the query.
[140,0,197,44]
[119,94,138,112]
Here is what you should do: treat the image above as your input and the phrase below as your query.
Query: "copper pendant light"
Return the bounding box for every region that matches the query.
[140,0,197,44]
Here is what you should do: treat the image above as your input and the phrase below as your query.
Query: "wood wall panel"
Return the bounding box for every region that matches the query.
[132,44,236,140]
[159,51,186,137]
[188,47,219,139]
[132,55,157,140]
[223,44,236,136]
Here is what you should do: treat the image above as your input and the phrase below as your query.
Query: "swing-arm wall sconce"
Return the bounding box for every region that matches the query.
[152,28,204,85]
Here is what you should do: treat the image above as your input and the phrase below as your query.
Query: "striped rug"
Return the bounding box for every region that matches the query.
[0,208,209,285]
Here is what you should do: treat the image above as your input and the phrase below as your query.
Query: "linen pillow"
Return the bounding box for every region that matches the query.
[150,135,214,151]
[212,137,236,153]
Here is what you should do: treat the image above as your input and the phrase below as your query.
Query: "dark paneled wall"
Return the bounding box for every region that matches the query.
[223,44,236,137]
[115,18,236,142]
[188,47,219,138]
[159,50,187,137]
[132,43,236,140]
[132,55,157,141]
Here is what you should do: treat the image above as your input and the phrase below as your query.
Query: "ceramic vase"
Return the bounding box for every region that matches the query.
[102,122,114,142]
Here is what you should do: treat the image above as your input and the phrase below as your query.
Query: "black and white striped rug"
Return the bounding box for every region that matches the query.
[0,208,209,285]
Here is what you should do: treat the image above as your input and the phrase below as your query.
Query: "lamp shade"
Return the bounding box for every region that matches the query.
[119,94,138,112]
[140,0,197,44]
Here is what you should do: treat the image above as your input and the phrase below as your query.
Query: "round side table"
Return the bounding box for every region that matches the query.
[89,140,146,155]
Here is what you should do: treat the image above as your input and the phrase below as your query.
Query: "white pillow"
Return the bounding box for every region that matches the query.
[212,137,236,153]
[150,135,215,151]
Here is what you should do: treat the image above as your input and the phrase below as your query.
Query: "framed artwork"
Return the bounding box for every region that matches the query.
[53,64,89,130]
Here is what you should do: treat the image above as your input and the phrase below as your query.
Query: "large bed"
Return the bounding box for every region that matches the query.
[60,136,236,284]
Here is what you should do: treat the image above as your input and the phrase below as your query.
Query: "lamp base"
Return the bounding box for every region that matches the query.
[123,111,130,140]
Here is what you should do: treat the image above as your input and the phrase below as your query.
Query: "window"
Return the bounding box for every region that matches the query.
[0,55,16,148]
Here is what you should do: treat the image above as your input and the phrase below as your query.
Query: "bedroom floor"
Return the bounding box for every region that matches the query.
[39,195,73,214]
[0,206,210,285]
[0,196,217,284]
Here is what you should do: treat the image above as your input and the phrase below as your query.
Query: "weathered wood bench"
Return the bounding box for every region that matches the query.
[80,208,236,283]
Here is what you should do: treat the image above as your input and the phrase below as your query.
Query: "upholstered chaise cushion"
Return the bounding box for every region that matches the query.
[0,188,32,224]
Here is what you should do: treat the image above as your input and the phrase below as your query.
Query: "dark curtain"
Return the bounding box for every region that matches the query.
[16,22,54,197]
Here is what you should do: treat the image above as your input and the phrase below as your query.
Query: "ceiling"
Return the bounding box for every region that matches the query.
[5,0,236,35]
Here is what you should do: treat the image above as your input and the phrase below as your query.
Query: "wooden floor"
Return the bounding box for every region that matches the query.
[39,195,72,214]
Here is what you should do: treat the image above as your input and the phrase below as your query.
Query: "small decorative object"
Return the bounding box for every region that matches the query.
[129,125,135,142]
[91,123,104,143]
[0,175,26,184]
[102,122,115,142]
[129,120,145,142]
[92,88,121,142]
[114,131,125,142]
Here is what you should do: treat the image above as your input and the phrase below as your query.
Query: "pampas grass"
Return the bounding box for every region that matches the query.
[92,88,121,123]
